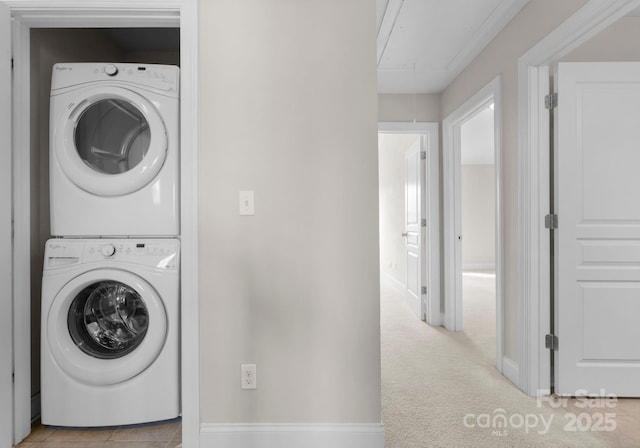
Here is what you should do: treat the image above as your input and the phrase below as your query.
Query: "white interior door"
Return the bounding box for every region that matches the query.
[0,3,13,447]
[556,61,640,396]
[404,139,424,320]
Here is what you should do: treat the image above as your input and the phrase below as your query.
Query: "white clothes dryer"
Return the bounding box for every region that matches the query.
[49,63,179,237]
[41,238,180,427]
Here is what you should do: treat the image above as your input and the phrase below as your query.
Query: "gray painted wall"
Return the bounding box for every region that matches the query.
[197,0,381,424]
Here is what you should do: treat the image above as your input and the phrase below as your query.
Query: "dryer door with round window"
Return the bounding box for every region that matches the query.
[47,269,167,386]
[53,86,168,197]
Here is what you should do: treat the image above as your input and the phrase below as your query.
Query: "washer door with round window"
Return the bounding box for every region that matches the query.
[47,269,167,386]
[52,86,168,197]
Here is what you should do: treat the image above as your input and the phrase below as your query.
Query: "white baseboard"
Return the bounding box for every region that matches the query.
[502,356,519,387]
[200,423,385,448]
[380,271,405,292]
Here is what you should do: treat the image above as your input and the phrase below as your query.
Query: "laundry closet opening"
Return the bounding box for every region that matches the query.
[29,27,180,420]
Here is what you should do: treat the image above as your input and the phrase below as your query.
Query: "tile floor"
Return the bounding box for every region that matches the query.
[14,418,181,448]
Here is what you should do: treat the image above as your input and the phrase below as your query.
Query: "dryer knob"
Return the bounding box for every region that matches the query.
[101,244,116,257]
[104,64,119,76]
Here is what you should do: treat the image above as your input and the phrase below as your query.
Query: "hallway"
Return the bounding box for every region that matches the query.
[381,272,640,447]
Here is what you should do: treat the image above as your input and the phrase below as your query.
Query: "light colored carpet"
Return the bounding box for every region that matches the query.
[381,272,640,447]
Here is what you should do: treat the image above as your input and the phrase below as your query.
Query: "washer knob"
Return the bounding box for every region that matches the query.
[104,64,118,76]
[101,244,116,257]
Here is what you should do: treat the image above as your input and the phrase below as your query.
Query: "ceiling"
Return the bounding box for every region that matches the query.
[376,0,529,94]
[103,1,530,93]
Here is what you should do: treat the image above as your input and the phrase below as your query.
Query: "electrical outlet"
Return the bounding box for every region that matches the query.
[241,364,256,389]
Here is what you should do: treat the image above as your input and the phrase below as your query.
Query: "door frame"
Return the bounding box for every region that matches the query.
[517,0,640,396]
[442,76,504,373]
[4,1,200,446]
[0,4,12,448]
[378,122,441,326]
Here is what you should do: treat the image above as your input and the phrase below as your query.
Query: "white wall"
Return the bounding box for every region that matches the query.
[198,0,381,425]
[461,165,495,268]
[561,16,640,62]
[378,94,440,122]
[378,134,421,285]
[441,0,589,362]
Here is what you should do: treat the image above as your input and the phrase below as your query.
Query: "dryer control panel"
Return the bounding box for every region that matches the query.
[51,63,180,96]
[44,239,180,270]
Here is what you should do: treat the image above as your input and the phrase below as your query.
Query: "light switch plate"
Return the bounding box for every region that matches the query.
[239,190,254,215]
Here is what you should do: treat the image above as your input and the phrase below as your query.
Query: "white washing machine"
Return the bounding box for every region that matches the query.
[49,63,179,237]
[41,238,180,427]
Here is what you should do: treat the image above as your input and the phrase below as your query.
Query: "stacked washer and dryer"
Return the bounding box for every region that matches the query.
[41,63,181,427]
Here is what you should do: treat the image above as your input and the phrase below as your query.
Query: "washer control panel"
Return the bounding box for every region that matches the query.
[104,64,119,76]
[101,244,117,257]
[44,239,180,270]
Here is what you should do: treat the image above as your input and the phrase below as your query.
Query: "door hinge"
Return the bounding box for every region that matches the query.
[545,334,559,350]
[421,218,426,227]
[545,93,558,109]
[545,214,558,229]
[421,286,427,295]
[420,151,426,160]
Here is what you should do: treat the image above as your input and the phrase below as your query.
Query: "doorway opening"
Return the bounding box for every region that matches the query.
[6,4,200,446]
[516,0,639,398]
[442,76,504,373]
[378,132,422,303]
[29,28,180,425]
[378,122,440,326]
[460,102,497,361]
